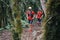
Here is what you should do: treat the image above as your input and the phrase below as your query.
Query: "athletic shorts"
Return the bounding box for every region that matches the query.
[37,18,41,23]
[28,20,33,24]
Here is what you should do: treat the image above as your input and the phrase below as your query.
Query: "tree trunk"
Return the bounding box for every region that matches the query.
[44,0,60,40]
[10,0,22,40]
[40,0,46,17]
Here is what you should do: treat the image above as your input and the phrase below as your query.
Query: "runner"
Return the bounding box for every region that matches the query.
[36,9,43,26]
[25,7,35,32]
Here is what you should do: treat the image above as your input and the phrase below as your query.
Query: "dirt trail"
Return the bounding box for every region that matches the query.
[21,24,44,40]
[0,23,44,40]
[0,29,13,40]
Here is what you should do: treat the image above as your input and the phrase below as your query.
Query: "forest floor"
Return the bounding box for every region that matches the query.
[21,23,45,40]
[0,23,45,40]
[0,29,13,40]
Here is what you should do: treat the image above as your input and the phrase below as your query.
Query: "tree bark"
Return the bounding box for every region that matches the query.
[40,0,46,17]
[44,0,60,40]
[10,0,22,40]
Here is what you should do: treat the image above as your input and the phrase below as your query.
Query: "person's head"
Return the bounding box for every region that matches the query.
[28,7,32,10]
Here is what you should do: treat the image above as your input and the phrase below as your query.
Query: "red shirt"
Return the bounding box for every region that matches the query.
[36,11,43,19]
[26,10,35,20]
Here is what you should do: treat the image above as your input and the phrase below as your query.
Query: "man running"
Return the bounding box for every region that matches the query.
[36,9,43,25]
[26,7,35,32]
[26,7,35,25]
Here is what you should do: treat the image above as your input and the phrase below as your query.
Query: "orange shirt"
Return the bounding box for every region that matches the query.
[26,10,35,20]
[36,11,43,19]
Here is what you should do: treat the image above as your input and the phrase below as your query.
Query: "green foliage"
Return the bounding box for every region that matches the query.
[21,20,29,28]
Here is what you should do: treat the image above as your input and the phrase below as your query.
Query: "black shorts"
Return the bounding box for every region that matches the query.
[37,18,41,22]
[28,20,33,24]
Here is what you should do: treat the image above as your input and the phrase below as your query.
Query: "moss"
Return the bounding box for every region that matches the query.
[44,0,60,40]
